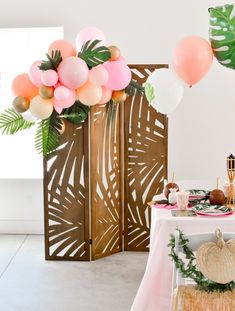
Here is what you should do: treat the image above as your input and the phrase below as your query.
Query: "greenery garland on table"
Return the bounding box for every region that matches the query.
[168,229,235,293]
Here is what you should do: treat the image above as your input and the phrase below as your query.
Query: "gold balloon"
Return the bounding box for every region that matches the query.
[12,96,30,113]
[112,90,127,103]
[108,45,121,61]
[39,85,54,99]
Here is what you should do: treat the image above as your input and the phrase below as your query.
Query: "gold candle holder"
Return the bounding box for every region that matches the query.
[226,155,235,208]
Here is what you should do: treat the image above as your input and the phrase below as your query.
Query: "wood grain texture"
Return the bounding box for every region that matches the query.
[124,64,168,251]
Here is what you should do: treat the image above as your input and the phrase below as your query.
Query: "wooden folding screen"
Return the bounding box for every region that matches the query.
[44,64,168,261]
[124,65,168,252]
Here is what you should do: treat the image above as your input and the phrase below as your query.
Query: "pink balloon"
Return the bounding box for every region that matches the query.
[52,89,75,109]
[89,65,108,86]
[104,58,132,91]
[48,39,76,59]
[29,61,43,87]
[173,36,213,86]
[54,86,70,101]
[98,87,112,104]
[76,27,106,51]
[41,70,58,86]
[54,105,63,114]
[58,56,89,89]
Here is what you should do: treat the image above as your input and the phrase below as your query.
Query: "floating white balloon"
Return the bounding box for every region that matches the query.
[145,68,184,115]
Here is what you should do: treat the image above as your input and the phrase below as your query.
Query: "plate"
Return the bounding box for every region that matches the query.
[185,189,209,201]
[192,203,233,216]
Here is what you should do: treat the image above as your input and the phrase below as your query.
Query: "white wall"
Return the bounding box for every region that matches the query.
[0,0,234,233]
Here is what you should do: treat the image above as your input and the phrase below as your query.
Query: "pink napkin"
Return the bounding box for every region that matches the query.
[151,204,177,210]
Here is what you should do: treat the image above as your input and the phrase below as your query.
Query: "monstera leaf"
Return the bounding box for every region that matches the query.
[209,4,235,69]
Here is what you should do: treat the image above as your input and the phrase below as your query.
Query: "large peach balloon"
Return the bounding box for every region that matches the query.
[12,73,38,99]
[173,36,213,86]
[48,39,76,59]
[77,81,102,106]
[76,27,106,51]
[104,58,132,91]
[58,56,89,89]
[29,61,43,87]
[30,95,53,120]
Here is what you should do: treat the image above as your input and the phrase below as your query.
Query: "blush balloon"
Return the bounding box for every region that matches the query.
[52,89,76,109]
[29,60,43,87]
[76,27,106,51]
[48,39,76,59]
[58,56,89,89]
[41,70,58,87]
[54,86,70,101]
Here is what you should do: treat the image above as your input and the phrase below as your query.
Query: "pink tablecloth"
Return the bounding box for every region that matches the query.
[130,208,235,311]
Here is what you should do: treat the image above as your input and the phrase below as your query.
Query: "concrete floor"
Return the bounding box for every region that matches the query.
[0,235,148,311]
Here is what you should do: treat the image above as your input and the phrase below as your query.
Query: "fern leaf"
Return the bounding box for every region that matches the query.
[39,50,62,71]
[78,40,111,67]
[35,112,62,156]
[0,108,35,135]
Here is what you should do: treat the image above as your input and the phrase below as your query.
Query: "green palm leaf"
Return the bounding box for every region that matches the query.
[78,40,111,67]
[209,4,235,69]
[35,112,62,156]
[39,50,62,71]
[0,108,35,134]
[61,101,89,124]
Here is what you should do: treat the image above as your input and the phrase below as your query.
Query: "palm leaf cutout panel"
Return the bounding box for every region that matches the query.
[90,103,122,260]
[209,4,235,69]
[124,64,168,251]
[43,120,90,260]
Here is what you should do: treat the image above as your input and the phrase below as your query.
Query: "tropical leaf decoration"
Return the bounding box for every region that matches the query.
[125,79,145,96]
[35,112,63,156]
[61,101,90,124]
[39,50,62,71]
[144,82,155,103]
[209,4,235,69]
[78,40,111,67]
[0,108,35,134]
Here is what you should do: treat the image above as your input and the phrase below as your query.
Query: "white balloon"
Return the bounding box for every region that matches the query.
[145,68,184,115]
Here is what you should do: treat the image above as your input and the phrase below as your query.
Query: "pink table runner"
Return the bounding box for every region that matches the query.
[130,208,235,311]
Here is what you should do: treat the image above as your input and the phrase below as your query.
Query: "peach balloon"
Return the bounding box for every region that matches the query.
[30,95,53,120]
[173,36,213,86]
[12,73,38,99]
[77,81,102,106]
[29,60,43,87]
[48,39,76,59]
[89,65,109,86]
[98,87,112,104]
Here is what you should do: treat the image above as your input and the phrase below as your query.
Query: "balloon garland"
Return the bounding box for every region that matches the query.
[0,27,144,156]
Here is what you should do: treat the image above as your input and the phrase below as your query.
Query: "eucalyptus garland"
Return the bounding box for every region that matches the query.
[168,229,235,292]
